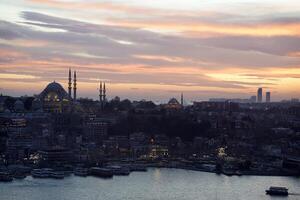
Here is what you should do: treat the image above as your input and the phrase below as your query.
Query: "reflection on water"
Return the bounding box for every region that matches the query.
[153,168,161,181]
[1,168,300,200]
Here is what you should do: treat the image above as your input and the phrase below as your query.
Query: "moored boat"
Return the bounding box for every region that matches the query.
[49,171,65,179]
[13,172,26,179]
[74,168,89,177]
[0,172,13,182]
[31,168,52,178]
[107,166,130,176]
[90,167,113,178]
[129,165,147,172]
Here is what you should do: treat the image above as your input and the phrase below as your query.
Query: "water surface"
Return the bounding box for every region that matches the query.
[1,168,299,200]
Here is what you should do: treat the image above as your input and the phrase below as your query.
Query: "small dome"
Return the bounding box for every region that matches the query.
[14,100,24,112]
[32,98,42,110]
[168,98,180,105]
[4,109,11,113]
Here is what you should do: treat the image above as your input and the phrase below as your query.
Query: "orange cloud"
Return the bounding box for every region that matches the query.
[287,51,300,57]
[107,20,300,37]
[0,49,28,59]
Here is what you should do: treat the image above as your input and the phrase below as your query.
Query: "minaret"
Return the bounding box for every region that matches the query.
[99,81,103,102]
[103,82,106,103]
[73,71,77,101]
[181,92,184,107]
[68,68,72,99]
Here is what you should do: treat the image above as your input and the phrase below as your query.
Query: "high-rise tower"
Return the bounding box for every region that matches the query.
[257,88,262,103]
[73,71,77,101]
[266,92,271,103]
[68,68,72,99]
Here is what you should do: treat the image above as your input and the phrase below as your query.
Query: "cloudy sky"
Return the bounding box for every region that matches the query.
[0,0,300,102]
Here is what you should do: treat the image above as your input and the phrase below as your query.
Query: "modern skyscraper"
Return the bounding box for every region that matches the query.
[266,92,271,103]
[257,88,262,103]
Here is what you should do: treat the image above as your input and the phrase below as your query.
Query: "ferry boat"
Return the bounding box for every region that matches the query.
[31,169,51,178]
[266,186,289,196]
[129,165,147,172]
[0,172,13,182]
[107,166,130,176]
[49,171,65,179]
[13,172,26,179]
[74,168,89,177]
[90,167,113,178]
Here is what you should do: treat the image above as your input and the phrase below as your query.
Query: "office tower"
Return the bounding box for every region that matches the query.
[257,88,262,103]
[266,92,271,103]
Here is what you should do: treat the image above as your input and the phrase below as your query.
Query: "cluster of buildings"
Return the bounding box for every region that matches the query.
[0,69,300,176]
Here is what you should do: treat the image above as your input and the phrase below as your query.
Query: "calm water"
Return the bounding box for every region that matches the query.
[1,168,300,200]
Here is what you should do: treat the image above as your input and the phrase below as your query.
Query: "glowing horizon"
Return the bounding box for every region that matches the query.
[0,0,300,101]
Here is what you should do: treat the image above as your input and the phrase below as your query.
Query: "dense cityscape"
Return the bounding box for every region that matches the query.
[0,69,299,182]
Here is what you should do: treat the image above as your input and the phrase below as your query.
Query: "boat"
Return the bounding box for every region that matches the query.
[129,165,147,172]
[49,171,65,179]
[266,186,289,196]
[0,172,13,182]
[90,167,113,178]
[13,172,27,179]
[74,168,89,177]
[31,168,52,178]
[107,166,130,176]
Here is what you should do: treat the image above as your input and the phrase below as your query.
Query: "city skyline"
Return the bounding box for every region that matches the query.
[1,0,300,101]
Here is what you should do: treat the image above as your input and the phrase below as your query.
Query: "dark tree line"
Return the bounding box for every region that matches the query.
[108,112,211,141]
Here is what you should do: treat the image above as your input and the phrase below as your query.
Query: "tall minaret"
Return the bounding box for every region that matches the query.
[103,82,106,103]
[73,71,77,101]
[99,81,103,102]
[68,68,72,99]
[181,92,184,107]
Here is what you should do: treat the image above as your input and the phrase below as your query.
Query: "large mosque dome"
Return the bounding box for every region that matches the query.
[38,81,71,113]
[39,81,70,102]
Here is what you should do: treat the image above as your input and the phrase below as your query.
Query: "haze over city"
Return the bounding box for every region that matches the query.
[0,0,300,101]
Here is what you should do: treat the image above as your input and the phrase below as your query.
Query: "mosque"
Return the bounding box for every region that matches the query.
[38,69,107,113]
[38,69,76,113]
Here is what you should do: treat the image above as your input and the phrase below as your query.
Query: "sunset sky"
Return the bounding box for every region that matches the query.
[0,0,300,102]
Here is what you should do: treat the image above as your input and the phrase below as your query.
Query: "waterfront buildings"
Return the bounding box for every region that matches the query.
[0,69,300,177]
